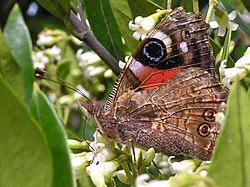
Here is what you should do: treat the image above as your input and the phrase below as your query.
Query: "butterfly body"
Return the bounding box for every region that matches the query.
[80,7,228,160]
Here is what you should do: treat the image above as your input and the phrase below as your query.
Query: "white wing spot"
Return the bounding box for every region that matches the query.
[179,42,188,53]
[151,30,172,47]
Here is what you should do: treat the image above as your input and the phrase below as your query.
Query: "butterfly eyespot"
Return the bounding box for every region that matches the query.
[203,109,216,122]
[198,123,211,137]
[143,39,166,63]
[134,38,167,67]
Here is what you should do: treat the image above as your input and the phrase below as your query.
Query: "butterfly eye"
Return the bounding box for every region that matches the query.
[198,123,211,137]
[203,109,216,122]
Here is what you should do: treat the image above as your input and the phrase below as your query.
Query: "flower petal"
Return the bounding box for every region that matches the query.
[133,31,142,40]
[228,10,237,21]
[229,21,239,31]
[235,53,250,67]
[219,60,227,76]
[135,16,143,24]
[128,21,140,31]
[218,26,227,37]
[140,17,155,32]
[209,21,219,29]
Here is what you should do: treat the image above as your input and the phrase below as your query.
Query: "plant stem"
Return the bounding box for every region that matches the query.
[166,0,172,10]
[66,1,120,75]
[205,0,218,23]
[192,0,199,12]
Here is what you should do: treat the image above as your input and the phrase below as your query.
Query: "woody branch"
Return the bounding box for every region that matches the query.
[67,1,120,75]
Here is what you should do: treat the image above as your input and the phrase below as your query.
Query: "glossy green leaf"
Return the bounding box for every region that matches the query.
[0,77,53,187]
[127,0,162,17]
[83,0,126,60]
[31,85,76,187]
[0,30,23,97]
[3,4,34,106]
[109,0,139,52]
[36,0,70,18]
[242,0,250,12]
[208,82,250,187]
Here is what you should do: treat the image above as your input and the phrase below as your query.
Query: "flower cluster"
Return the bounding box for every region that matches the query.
[220,47,250,88]
[209,10,239,37]
[135,156,213,187]
[32,45,61,69]
[129,10,168,40]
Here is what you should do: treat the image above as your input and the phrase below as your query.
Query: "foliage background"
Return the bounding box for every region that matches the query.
[1,0,250,187]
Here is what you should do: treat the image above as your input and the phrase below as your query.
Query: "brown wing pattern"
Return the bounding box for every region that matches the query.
[81,7,228,160]
[96,67,227,160]
[104,7,214,111]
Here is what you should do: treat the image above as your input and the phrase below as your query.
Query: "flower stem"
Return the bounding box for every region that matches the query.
[121,163,134,184]
[166,0,172,10]
[192,0,199,12]
[222,27,232,61]
[205,0,217,23]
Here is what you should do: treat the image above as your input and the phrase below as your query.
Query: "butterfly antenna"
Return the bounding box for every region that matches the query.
[35,67,91,103]
[82,116,94,150]
[152,160,162,176]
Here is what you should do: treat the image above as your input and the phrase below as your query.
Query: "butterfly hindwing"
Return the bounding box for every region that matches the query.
[80,7,228,160]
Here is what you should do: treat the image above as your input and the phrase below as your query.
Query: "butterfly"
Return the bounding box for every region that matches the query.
[79,7,228,160]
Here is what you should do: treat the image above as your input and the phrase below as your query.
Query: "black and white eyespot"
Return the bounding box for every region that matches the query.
[143,39,166,62]
[134,38,167,67]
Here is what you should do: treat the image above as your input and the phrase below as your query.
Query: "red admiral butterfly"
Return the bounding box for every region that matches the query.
[79,7,228,160]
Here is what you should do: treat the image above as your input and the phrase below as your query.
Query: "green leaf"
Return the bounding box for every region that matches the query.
[127,0,162,17]
[3,4,34,106]
[36,0,70,18]
[31,85,76,187]
[0,30,23,97]
[109,0,139,52]
[0,77,53,187]
[215,7,229,26]
[242,0,250,12]
[208,82,250,187]
[83,0,126,60]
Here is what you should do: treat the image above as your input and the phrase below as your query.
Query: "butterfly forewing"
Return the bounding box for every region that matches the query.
[81,7,228,160]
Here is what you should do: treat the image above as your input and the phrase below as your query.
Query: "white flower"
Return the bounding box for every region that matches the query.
[117,170,129,184]
[32,51,49,69]
[215,112,226,127]
[74,84,90,100]
[45,45,61,61]
[36,34,54,47]
[168,156,201,174]
[220,47,250,88]
[36,29,65,47]
[85,66,106,77]
[86,131,116,164]
[71,35,83,45]
[129,10,167,40]
[118,60,126,69]
[71,155,88,179]
[209,10,239,37]
[76,49,101,68]
[118,56,130,69]
[135,174,168,187]
[86,161,119,187]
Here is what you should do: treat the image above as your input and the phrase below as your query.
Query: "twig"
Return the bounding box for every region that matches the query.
[67,1,120,75]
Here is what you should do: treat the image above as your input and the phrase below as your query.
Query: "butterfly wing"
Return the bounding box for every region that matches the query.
[97,67,227,160]
[80,7,228,160]
[104,7,215,111]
